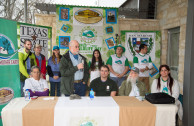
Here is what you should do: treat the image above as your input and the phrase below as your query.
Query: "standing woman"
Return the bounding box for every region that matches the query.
[47,46,62,96]
[89,49,104,82]
[151,64,183,120]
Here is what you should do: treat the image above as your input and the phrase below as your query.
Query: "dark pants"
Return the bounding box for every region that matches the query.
[110,77,125,88]
[74,82,86,96]
[139,77,150,91]
[50,82,61,96]
[20,81,25,97]
[176,114,179,126]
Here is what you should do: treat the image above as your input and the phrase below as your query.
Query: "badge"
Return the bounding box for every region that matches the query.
[106,85,110,91]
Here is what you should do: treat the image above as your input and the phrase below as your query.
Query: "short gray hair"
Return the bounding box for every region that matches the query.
[69,40,78,47]
[31,66,40,72]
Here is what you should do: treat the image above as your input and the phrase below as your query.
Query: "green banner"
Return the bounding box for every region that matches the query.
[0,18,20,126]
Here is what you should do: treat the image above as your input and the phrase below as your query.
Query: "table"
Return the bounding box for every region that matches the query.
[54,97,119,126]
[1,96,178,126]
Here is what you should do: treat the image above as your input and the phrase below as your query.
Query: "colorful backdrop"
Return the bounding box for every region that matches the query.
[121,30,161,77]
[56,5,119,62]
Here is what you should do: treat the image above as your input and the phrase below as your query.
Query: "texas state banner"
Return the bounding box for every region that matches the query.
[0,18,20,126]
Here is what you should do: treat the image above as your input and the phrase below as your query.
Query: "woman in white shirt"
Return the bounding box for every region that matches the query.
[151,64,182,120]
[88,49,104,82]
[23,66,49,96]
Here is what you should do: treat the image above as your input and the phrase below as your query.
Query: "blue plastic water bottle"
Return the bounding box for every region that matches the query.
[90,88,94,100]
[25,89,30,101]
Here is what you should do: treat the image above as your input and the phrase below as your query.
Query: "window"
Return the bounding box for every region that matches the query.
[167,27,180,80]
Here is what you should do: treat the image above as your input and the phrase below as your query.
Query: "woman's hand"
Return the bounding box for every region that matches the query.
[53,76,59,80]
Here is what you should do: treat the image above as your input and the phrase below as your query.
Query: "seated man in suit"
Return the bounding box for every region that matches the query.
[90,65,118,96]
[23,66,49,96]
[119,67,148,96]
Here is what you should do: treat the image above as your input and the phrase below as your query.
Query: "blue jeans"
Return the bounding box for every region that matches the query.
[50,82,61,96]
[74,82,86,96]
[110,77,126,88]
[20,81,25,97]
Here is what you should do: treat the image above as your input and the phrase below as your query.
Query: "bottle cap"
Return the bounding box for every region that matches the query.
[91,88,93,91]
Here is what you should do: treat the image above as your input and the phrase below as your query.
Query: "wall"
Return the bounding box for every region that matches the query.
[118,18,160,31]
[157,0,188,93]
[35,14,57,49]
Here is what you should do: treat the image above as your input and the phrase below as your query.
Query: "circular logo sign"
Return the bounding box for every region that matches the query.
[74,9,102,24]
[0,87,14,105]
[79,26,97,44]
[0,34,16,60]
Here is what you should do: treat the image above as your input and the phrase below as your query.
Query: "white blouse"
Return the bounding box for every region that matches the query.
[151,78,180,101]
[23,78,48,92]
[151,78,183,120]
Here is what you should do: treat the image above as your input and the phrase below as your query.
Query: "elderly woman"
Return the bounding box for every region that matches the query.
[151,64,183,120]
[23,66,49,97]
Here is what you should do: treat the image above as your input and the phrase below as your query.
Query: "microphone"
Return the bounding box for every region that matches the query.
[80,59,84,72]
[115,33,118,38]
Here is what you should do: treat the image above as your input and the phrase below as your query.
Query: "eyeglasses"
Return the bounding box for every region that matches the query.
[32,71,40,74]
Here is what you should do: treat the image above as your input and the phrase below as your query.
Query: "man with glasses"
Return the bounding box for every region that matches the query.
[90,65,118,96]
[60,40,89,96]
[34,44,46,79]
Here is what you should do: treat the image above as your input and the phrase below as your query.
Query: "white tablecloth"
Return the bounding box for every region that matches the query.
[154,104,178,126]
[1,98,30,126]
[54,97,119,126]
[1,97,178,126]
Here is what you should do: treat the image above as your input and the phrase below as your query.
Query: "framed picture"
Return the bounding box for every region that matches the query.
[106,9,117,24]
[149,63,159,77]
[61,24,69,33]
[59,7,69,21]
[105,37,115,49]
[59,36,70,49]
[105,26,114,34]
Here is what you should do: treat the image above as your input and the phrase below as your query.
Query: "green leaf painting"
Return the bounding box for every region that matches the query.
[155,49,160,58]
[56,36,59,45]
[121,33,125,43]
[66,24,73,33]
[106,49,115,58]
[129,61,133,67]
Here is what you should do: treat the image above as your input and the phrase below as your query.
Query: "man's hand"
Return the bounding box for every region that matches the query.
[145,66,149,71]
[118,74,124,78]
[140,69,145,72]
[83,82,86,84]
[53,76,59,80]
[114,73,120,77]
[44,88,49,91]
[77,63,84,70]
[140,66,149,72]
[40,74,44,78]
